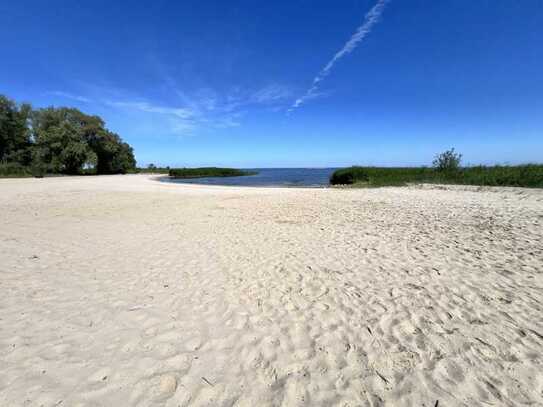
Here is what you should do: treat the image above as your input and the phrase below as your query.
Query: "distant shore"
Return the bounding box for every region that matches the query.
[168,167,257,179]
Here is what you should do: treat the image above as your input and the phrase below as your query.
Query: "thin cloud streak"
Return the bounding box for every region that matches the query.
[47,91,92,103]
[49,80,291,136]
[289,0,389,112]
[251,84,292,104]
[106,98,243,135]
[107,101,195,119]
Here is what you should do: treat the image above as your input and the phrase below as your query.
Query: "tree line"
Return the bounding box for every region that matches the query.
[0,94,136,176]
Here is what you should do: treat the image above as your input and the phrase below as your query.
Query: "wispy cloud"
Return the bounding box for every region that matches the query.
[48,78,291,136]
[106,95,246,135]
[289,0,389,112]
[47,91,91,103]
[107,101,195,119]
[145,55,294,131]
[251,84,292,104]
[135,81,290,134]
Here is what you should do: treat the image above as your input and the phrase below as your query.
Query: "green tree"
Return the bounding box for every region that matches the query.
[0,95,32,165]
[31,106,135,174]
[86,130,136,174]
[31,108,96,174]
[1,94,136,176]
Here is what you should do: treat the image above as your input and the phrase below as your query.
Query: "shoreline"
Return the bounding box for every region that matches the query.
[3,173,543,194]
[157,176,331,189]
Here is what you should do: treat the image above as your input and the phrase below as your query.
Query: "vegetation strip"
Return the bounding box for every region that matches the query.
[330,165,543,188]
[168,167,257,178]
[330,149,543,188]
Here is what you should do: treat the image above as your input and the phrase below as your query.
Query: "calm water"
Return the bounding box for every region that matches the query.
[161,168,337,188]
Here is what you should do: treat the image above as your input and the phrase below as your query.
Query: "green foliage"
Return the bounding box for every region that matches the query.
[169,167,257,178]
[330,166,437,186]
[0,94,136,177]
[433,148,462,173]
[0,95,32,166]
[457,164,543,188]
[330,167,369,185]
[330,165,543,188]
[134,165,170,174]
[0,162,32,177]
[87,130,136,174]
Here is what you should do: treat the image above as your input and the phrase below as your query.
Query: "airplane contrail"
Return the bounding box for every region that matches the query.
[288,0,389,112]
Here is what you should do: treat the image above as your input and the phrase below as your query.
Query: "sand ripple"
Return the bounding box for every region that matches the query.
[1,175,542,406]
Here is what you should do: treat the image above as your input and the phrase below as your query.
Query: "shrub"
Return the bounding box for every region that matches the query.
[0,162,32,177]
[329,166,369,184]
[433,148,462,173]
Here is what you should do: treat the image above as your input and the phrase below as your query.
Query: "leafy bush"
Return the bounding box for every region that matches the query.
[329,166,369,184]
[0,162,32,177]
[433,148,462,173]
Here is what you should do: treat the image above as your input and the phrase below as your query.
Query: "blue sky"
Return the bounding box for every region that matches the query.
[1,0,542,167]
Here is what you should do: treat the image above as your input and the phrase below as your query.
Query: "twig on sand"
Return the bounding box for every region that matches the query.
[375,370,389,384]
[201,376,214,387]
[529,329,543,341]
[128,304,152,311]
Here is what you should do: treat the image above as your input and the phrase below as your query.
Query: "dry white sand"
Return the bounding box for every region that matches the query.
[1,174,542,407]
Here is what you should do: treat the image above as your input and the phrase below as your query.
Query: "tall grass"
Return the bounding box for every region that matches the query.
[330,165,543,188]
[458,165,543,187]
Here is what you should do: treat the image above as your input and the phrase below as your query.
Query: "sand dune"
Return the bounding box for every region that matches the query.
[1,175,542,406]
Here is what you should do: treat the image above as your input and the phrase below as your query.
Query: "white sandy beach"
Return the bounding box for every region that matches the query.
[0,174,542,406]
